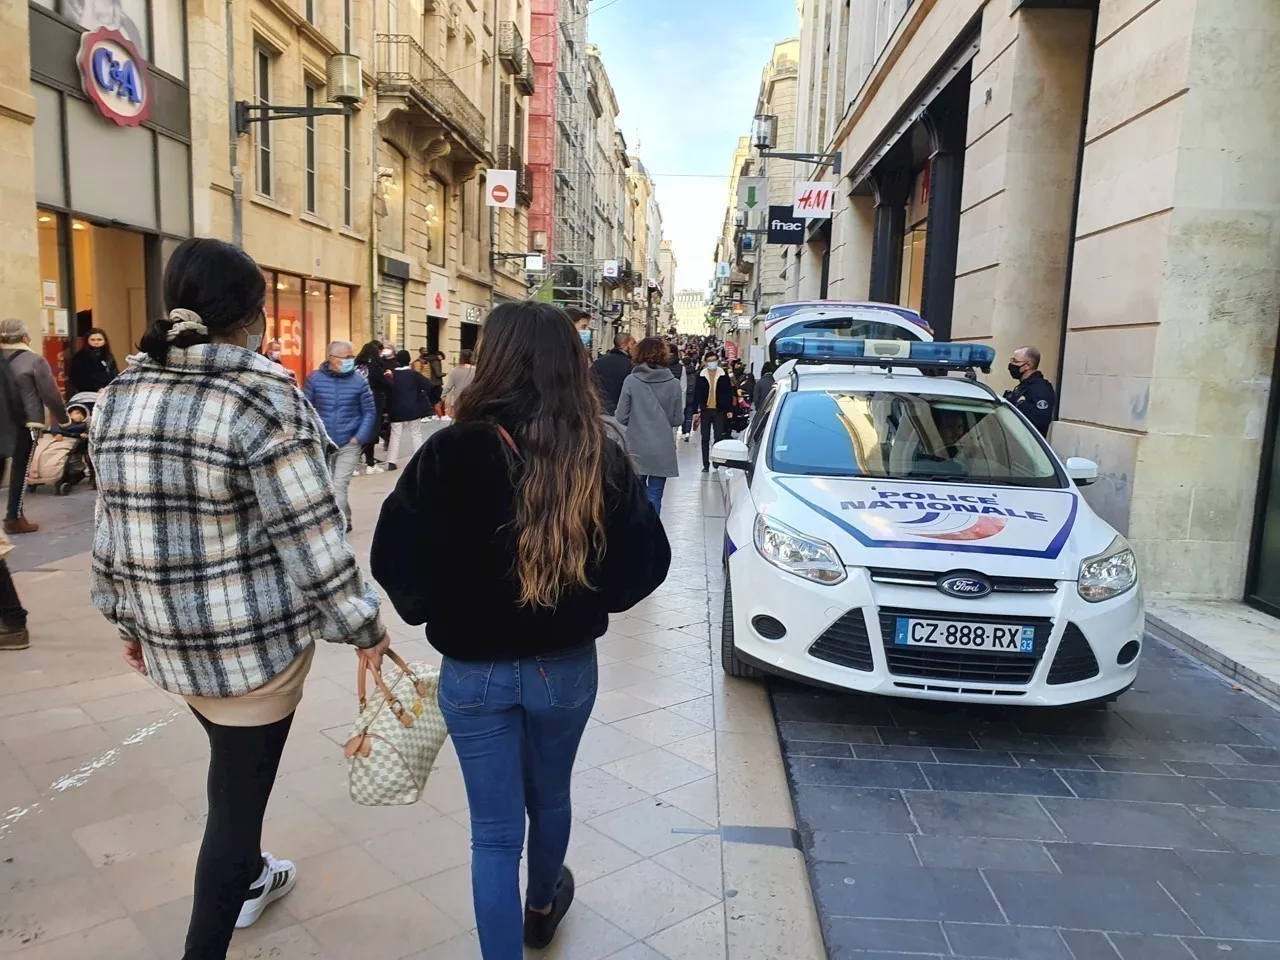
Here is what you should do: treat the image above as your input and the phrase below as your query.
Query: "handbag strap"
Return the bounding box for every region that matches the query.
[355,647,426,728]
[494,423,518,455]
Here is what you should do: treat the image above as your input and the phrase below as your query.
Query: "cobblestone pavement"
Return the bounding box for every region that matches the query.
[0,438,822,960]
[772,635,1280,958]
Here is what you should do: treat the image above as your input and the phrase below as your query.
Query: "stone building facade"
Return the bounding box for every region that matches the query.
[794,0,1280,603]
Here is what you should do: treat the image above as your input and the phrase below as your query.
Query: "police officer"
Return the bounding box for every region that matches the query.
[1004,345,1056,436]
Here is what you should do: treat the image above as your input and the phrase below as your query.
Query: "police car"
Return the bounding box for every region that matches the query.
[711,337,1142,707]
[764,300,933,364]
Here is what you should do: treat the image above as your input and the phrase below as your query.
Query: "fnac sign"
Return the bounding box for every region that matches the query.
[77,28,150,128]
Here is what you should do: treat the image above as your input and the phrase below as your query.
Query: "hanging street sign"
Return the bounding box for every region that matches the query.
[736,177,768,214]
[715,262,731,279]
[767,205,805,244]
[486,170,517,208]
[793,181,833,219]
[602,259,619,279]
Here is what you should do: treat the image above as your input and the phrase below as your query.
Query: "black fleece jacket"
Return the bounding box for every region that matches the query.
[370,421,671,661]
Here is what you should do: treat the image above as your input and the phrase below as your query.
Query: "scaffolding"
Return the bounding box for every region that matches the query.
[552,0,598,312]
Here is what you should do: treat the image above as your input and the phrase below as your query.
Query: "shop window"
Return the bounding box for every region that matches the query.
[272,274,305,383]
[36,212,70,394]
[305,0,316,24]
[68,0,149,61]
[329,285,352,344]
[152,0,187,77]
[382,145,406,252]
[343,113,353,226]
[304,85,319,214]
[426,177,445,267]
[254,47,274,198]
[898,224,926,313]
[305,280,327,375]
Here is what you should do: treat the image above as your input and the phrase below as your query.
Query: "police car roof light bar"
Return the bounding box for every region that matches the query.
[774,337,995,376]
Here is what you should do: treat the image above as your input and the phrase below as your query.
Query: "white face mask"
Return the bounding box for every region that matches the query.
[706,361,718,371]
[246,333,264,354]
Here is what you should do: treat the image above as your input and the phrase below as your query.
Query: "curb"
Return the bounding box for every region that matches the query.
[1146,612,1280,706]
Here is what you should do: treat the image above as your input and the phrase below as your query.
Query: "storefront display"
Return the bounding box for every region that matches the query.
[262,269,355,383]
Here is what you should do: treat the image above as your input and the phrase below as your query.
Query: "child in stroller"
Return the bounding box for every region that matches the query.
[27,393,95,496]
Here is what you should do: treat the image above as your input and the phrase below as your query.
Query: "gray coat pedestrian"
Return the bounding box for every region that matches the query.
[616,364,682,478]
[1,344,67,427]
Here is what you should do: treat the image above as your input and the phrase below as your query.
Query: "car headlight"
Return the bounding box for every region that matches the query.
[754,514,846,585]
[1077,536,1138,602]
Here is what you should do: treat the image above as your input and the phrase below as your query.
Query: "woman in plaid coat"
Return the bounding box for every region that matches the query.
[90,238,390,960]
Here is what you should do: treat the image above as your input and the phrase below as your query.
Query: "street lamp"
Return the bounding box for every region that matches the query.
[235,53,364,135]
[752,112,843,175]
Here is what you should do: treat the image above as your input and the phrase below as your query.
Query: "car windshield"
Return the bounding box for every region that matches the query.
[768,316,922,361]
[769,390,1065,488]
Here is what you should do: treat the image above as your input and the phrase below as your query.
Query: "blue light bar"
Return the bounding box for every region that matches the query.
[775,337,995,373]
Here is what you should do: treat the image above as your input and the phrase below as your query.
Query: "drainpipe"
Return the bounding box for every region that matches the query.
[369,1,380,343]
[226,0,243,247]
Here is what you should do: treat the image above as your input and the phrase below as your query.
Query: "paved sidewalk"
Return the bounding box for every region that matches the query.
[0,440,822,960]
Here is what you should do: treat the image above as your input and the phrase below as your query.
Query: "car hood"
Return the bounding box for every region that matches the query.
[755,476,1120,580]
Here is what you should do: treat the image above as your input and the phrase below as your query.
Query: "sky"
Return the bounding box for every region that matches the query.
[587,0,801,296]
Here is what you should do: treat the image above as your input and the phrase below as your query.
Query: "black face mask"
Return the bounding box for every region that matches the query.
[1008,362,1024,382]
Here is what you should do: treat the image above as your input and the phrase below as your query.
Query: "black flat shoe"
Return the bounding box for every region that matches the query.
[524,866,575,949]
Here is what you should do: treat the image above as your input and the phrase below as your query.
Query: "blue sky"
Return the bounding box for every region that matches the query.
[587,0,800,294]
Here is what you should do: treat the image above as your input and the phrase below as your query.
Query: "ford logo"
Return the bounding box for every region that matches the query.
[937,572,992,599]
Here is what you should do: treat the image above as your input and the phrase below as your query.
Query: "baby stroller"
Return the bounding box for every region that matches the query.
[27,393,95,496]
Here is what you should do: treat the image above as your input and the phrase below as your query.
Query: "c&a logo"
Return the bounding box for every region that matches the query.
[77,28,150,128]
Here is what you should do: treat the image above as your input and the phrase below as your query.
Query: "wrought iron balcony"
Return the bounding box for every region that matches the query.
[519,164,533,206]
[515,51,535,95]
[376,34,488,159]
[498,22,526,73]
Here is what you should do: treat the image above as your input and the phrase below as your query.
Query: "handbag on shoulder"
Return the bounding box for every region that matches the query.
[344,649,447,806]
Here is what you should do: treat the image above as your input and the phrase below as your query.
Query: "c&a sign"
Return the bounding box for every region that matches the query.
[77,28,150,128]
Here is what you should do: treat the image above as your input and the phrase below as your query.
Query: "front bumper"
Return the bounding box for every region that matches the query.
[727,545,1143,707]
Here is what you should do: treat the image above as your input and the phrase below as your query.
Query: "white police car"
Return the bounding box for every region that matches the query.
[711,337,1143,707]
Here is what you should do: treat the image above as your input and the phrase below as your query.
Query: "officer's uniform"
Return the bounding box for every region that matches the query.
[1005,370,1056,436]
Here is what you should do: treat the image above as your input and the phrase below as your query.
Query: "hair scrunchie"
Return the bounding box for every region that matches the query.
[166,308,208,341]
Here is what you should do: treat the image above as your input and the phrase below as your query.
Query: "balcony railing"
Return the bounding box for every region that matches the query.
[519,164,533,206]
[515,51,535,95]
[497,145,533,207]
[498,22,525,73]
[376,34,488,156]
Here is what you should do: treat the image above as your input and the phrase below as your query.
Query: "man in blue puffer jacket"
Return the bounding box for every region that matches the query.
[304,340,376,529]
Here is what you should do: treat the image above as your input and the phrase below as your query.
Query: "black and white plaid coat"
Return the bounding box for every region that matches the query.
[90,344,384,697]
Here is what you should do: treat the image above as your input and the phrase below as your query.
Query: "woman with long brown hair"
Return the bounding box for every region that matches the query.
[371,301,670,958]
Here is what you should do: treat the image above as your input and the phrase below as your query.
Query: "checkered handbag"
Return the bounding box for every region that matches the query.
[344,650,447,806]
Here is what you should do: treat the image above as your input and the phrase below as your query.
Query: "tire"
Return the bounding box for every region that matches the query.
[55,482,70,496]
[721,573,762,679]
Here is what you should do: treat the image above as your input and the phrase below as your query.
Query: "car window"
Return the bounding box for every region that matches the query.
[768,317,923,362]
[746,385,780,465]
[768,390,1065,488]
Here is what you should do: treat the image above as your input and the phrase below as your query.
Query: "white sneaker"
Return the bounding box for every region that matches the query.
[235,853,296,929]
[365,465,384,475]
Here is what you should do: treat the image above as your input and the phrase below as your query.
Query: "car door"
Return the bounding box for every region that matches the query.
[723,386,780,509]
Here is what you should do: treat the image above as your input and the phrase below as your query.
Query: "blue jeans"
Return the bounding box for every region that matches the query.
[438,644,598,960]
[640,474,667,515]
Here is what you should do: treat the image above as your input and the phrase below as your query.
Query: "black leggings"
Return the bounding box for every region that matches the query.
[6,429,34,521]
[183,708,294,960]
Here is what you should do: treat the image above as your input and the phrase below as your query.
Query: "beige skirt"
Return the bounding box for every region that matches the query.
[185,644,315,727]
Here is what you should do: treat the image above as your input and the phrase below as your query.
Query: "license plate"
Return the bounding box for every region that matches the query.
[894,617,1035,654]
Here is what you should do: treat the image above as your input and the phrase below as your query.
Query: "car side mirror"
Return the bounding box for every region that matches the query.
[711,439,751,471]
[1066,457,1098,487]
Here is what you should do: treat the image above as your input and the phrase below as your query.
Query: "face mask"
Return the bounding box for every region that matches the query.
[246,333,264,354]
[1008,362,1024,381]
[381,350,394,359]
[267,350,281,362]
[706,361,718,371]
[579,330,591,346]
[339,358,356,374]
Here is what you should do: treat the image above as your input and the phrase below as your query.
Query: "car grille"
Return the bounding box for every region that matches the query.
[1046,623,1100,685]
[807,609,875,672]
[868,568,1059,593]
[878,608,1052,685]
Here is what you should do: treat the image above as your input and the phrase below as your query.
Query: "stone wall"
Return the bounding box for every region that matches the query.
[0,2,38,333]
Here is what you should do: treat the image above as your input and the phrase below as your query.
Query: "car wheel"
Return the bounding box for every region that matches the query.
[721,574,762,679]
[55,482,70,496]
